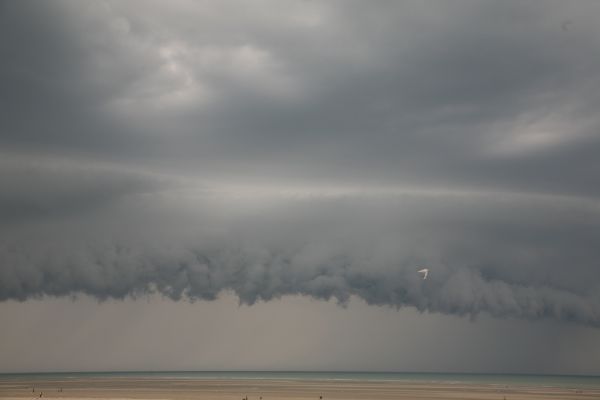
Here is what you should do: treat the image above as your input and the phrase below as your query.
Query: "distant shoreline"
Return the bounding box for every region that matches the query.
[1,371,599,390]
[1,375,599,400]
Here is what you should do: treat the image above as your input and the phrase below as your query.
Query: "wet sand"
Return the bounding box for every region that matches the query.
[1,377,599,400]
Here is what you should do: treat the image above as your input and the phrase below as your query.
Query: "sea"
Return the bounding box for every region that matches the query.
[1,371,600,389]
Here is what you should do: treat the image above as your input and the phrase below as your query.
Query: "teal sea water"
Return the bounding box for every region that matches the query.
[1,371,600,389]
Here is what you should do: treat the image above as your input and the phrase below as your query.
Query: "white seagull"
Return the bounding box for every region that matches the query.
[417,268,429,280]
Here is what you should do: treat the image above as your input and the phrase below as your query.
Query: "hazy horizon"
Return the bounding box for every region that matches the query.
[2,368,600,377]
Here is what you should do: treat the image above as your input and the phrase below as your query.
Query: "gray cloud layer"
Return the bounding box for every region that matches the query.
[1,1,600,326]
[1,186,599,325]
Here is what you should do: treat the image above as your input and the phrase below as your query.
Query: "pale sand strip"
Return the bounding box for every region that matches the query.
[1,377,599,400]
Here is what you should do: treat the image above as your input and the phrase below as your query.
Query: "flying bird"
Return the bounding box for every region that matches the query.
[417,268,429,280]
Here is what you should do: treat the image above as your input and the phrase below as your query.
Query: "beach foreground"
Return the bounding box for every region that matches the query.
[1,377,599,400]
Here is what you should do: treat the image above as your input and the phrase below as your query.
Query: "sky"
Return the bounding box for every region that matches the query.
[1,0,600,374]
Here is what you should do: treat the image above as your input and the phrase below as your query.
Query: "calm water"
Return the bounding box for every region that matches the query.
[1,371,600,389]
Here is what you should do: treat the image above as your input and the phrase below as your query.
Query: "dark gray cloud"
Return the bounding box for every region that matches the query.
[1,190,599,326]
[1,0,600,330]
[3,1,600,190]
[0,155,168,222]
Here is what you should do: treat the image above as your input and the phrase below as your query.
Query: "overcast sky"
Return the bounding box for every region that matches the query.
[1,0,600,374]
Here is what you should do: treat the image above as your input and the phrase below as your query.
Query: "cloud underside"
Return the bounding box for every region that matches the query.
[1,1,600,326]
[1,163,598,325]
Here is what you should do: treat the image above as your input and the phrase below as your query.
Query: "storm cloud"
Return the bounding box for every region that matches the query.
[1,1,600,326]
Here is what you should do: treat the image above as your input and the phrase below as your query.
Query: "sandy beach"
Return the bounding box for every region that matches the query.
[1,377,599,400]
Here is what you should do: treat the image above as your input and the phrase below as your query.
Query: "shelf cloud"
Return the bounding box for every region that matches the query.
[1,0,600,327]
